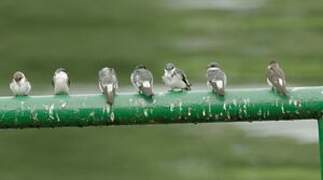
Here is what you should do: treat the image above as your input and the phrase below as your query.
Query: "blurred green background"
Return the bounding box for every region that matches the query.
[0,0,322,179]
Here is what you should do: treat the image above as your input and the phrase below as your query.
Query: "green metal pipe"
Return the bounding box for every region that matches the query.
[318,119,323,180]
[0,86,323,128]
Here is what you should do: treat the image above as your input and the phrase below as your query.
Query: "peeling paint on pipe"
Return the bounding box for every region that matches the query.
[0,86,323,129]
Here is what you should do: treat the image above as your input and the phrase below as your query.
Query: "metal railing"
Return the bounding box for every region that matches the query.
[1,86,323,178]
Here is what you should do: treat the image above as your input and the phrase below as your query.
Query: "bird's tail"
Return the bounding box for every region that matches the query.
[184,84,192,91]
[211,82,225,96]
[103,84,115,105]
[279,86,289,97]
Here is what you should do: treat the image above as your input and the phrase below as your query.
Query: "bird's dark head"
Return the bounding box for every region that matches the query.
[135,64,146,69]
[101,67,114,72]
[99,67,114,77]
[13,71,25,82]
[208,62,220,68]
[269,60,280,69]
[269,60,278,65]
[165,63,175,71]
[55,68,67,74]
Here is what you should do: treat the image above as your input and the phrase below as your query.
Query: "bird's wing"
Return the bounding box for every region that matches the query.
[208,69,226,82]
[131,70,143,87]
[112,74,118,88]
[272,65,285,77]
[140,69,153,84]
[266,67,271,80]
[268,67,286,87]
[146,69,153,84]
[130,71,138,87]
[223,72,227,86]
[208,68,227,89]
[207,69,216,82]
[98,81,104,92]
[176,69,191,87]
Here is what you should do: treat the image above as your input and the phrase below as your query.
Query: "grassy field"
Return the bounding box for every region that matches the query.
[0,124,319,180]
[0,0,322,179]
[1,0,323,86]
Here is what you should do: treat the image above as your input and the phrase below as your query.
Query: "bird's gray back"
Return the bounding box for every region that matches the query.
[175,69,186,78]
[99,70,117,84]
[175,68,191,85]
[132,69,153,83]
[208,69,225,82]
[267,66,286,82]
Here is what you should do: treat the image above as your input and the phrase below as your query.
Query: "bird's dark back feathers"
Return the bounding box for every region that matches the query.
[175,68,191,87]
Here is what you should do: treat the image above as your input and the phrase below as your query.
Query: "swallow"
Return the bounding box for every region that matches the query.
[53,68,70,95]
[162,63,191,91]
[266,60,288,96]
[131,65,154,97]
[98,67,119,105]
[9,71,31,96]
[207,62,227,96]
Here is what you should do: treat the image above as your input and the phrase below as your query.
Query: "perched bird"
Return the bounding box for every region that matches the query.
[53,68,70,95]
[266,61,288,96]
[162,63,192,91]
[98,67,119,105]
[207,62,227,96]
[9,71,31,96]
[131,65,154,97]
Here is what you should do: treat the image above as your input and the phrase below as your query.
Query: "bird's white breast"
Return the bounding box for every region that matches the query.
[162,73,186,89]
[10,78,31,96]
[54,72,69,94]
[54,72,68,81]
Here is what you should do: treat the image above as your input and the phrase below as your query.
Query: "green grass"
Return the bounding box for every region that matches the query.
[0,0,322,179]
[0,125,319,180]
[0,0,323,86]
